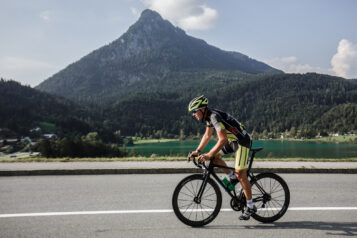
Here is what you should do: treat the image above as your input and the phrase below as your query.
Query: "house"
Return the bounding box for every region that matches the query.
[43,134,57,139]
[30,127,41,132]
[0,138,18,144]
[21,137,35,145]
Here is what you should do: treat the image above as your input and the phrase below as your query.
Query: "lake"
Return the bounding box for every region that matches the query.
[127,140,357,158]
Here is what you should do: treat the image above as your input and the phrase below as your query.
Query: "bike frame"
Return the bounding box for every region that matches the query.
[194,148,265,204]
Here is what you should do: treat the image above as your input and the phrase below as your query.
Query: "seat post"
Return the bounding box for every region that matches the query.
[247,147,263,174]
[247,152,255,173]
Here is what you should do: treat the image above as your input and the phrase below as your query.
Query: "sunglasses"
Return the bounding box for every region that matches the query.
[192,108,204,114]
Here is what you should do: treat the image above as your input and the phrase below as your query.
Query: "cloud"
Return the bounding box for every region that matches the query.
[141,0,218,30]
[130,7,139,17]
[0,57,58,87]
[40,10,52,22]
[264,56,332,75]
[331,39,357,78]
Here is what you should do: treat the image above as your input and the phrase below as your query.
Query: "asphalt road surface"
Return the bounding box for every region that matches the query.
[0,174,356,238]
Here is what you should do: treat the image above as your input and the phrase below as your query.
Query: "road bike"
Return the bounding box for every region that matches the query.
[172,147,290,227]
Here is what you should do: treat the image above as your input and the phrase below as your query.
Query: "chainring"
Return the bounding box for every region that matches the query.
[230,198,245,212]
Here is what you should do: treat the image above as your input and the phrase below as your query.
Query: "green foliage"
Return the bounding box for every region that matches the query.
[2,72,357,143]
[102,73,357,137]
[33,134,127,158]
[38,122,57,133]
[0,79,112,139]
[313,103,357,133]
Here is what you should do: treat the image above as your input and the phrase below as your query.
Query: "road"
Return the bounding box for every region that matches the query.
[0,174,356,237]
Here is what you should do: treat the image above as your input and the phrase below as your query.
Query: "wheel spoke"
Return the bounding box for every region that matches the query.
[184,185,195,197]
[271,182,281,194]
[271,187,284,194]
[271,198,283,208]
[199,202,215,210]
[179,191,194,198]
[199,204,211,217]
[203,192,217,198]
[203,184,213,194]
[178,198,194,202]
[179,202,194,210]
[199,204,206,220]
[201,198,217,202]
[189,181,196,196]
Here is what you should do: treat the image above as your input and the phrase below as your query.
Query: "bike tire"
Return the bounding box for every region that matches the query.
[172,174,222,227]
[251,173,290,223]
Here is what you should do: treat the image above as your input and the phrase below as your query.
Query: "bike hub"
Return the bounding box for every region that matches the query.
[194,197,201,204]
[263,193,272,202]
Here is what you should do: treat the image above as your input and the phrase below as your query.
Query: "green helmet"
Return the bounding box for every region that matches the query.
[188,95,208,112]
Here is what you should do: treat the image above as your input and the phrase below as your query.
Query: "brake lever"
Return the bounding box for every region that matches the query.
[193,156,203,168]
[187,152,195,163]
[187,152,205,169]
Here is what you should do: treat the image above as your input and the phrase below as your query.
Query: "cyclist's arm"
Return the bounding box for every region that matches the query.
[195,126,214,152]
[206,129,228,158]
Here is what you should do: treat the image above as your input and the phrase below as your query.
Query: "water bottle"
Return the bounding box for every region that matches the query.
[222,177,235,191]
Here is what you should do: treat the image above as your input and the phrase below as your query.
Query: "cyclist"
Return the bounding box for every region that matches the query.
[188,95,257,220]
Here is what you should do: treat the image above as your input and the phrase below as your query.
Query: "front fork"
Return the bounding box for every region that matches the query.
[194,172,210,204]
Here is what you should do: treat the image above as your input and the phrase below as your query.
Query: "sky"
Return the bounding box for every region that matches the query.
[1,0,357,87]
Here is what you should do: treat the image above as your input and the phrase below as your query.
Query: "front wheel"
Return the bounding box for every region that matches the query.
[172,174,222,227]
[251,173,290,223]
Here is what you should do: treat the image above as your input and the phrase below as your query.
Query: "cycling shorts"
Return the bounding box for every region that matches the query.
[219,141,250,170]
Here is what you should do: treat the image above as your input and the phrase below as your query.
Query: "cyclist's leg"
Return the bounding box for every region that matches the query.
[235,145,252,200]
[236,169,251,199]
[235,145,257,220]
[213,154,231,174]
[215,141,237,174]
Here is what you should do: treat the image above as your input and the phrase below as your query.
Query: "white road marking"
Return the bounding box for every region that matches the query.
[0,207,356,218]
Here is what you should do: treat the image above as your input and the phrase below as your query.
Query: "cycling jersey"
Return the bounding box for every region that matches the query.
[205,108,251,147]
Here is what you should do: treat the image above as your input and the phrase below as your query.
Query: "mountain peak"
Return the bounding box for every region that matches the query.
[139,9,163,21]
[36,9,282,100]
[113,9,185,59]
[129,9,181,36]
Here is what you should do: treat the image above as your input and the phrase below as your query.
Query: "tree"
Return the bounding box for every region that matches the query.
[38,139,53,157]
[262,129,268,139]
[251,130,259,140]
[180,129,185,141]
[290,127,296,138]
[59,138,75,157]
[85,132,99,142]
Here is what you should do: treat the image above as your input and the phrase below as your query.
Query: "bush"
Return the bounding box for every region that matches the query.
[33,134,127,158]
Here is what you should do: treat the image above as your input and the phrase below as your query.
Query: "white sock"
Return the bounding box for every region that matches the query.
[247,200,254,209]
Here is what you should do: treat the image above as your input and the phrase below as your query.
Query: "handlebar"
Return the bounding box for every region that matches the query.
[187,153,201,168]
[187,152,212,169]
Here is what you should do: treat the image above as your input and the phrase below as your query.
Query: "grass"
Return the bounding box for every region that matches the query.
[1,156,357,163]
[131,136,357,145]
[264,136,357,144]
[133,139,180,144]
[311,135,357,143]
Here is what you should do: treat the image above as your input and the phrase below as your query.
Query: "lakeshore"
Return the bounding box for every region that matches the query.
[1,154,357,163]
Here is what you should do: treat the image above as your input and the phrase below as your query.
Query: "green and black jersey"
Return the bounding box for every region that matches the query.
[206,108,251,147]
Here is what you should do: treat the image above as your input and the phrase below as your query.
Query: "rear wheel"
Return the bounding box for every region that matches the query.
[172,174,222,227]
[251,173,290,223]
